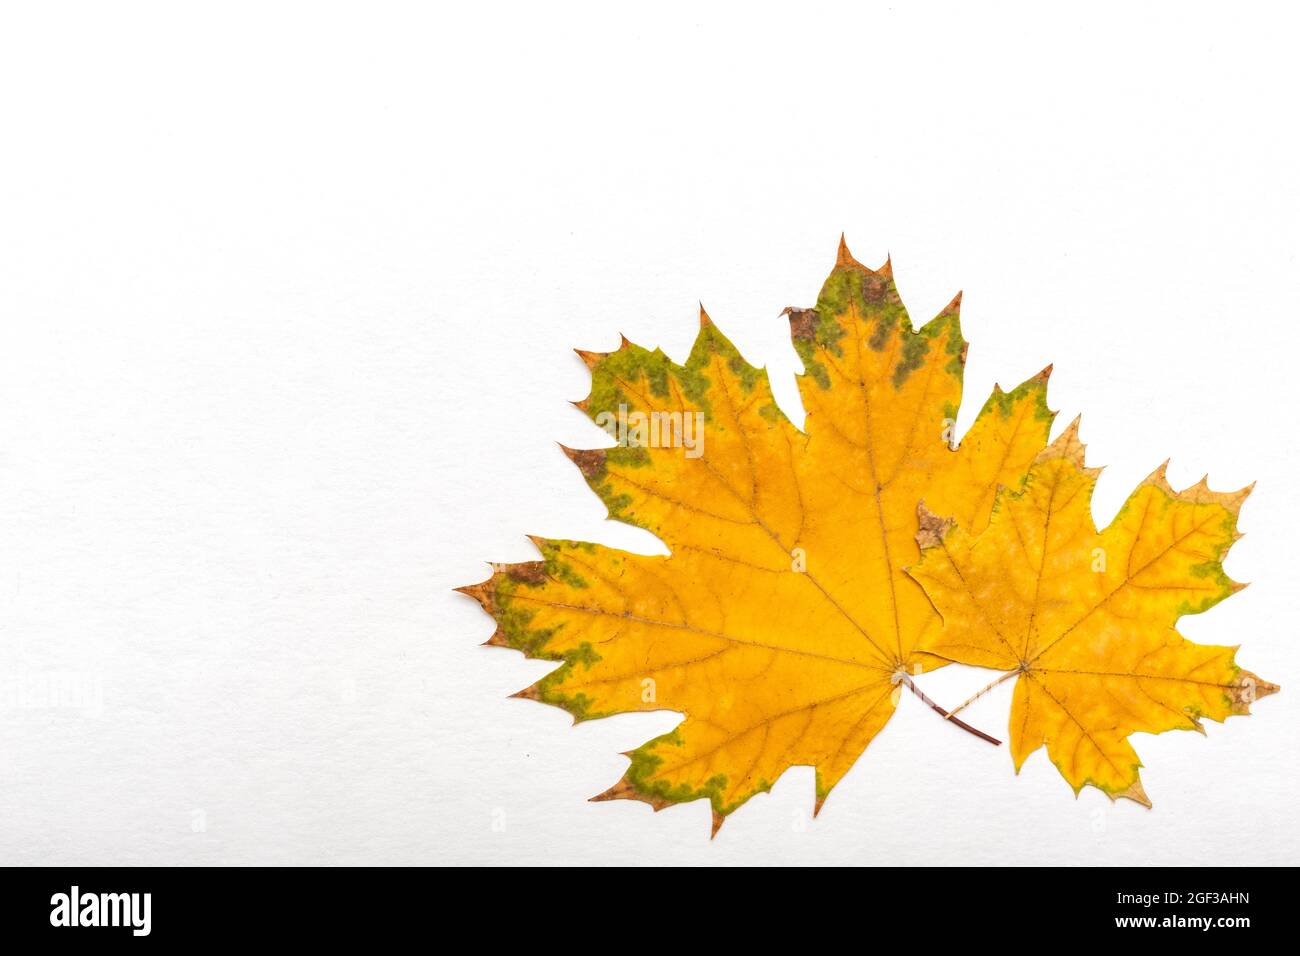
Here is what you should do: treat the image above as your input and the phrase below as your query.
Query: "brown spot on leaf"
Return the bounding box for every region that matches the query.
[862,273,889,303]
[781,306,818,341]
[559,444,607,479]
[915,503,954,549]
[506,561,547,585]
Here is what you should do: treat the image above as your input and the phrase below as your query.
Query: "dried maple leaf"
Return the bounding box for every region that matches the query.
[909,421,1278,805]
[459,238,1062,832]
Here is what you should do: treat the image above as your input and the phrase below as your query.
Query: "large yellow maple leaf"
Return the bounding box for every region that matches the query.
[909,422,1277,805]
[460,239,1060,832]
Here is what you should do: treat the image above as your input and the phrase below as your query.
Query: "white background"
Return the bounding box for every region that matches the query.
[0,2,1296,866]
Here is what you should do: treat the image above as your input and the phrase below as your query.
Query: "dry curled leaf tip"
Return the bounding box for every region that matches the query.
[835,232,857,267]
[591,778,677,815]
[1036,415,1090,470]
[1142,460,1175,495]
[1115,779,1152,808]
[1232,671,1280,710]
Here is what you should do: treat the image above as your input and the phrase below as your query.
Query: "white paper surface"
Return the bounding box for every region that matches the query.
[0,2,1296,865]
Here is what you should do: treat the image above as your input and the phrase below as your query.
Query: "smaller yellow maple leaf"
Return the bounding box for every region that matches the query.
[909,419,1278,805]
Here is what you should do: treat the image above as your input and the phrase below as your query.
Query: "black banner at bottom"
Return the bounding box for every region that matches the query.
[0,865,1286,944]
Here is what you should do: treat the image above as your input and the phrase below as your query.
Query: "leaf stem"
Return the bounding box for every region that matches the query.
[942,670,1019,721]
[899,675,1001,746]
